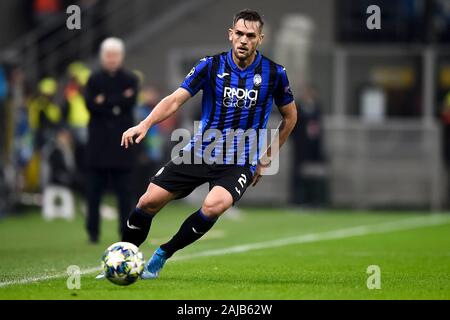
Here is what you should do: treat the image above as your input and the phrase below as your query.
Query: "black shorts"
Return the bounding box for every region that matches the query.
[151,159,254,204]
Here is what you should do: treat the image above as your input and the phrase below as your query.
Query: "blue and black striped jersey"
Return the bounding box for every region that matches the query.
[180,49,294,172]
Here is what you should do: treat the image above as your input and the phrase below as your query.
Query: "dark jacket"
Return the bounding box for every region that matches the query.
[85,68,138,169]
[292,99,324,164]
[46,143,74,187]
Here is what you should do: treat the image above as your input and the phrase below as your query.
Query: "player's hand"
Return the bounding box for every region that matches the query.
[123,88,135,98]
[95,94,105,105]
[121,123,149,149]
[252,159,272,186]
[251,164,263,187]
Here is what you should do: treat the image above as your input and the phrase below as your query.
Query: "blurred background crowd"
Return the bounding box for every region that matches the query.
[1,0,450,220]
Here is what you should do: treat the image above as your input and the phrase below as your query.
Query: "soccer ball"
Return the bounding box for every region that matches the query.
[101,242,145,286]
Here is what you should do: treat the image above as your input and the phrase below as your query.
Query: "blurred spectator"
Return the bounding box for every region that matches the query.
[32,0,63,26]
[28,77,62,151]
[0,64,7,103]
[11,68,34,169]
[41,129,75,220]
[291,85,326,206]
[84,38,139,243]
[433,0,450,42]
[133,85,164,196]
[28,0,65,76]
[0,64,8,160]
[136,85,164,164]
[0,169,5,218]
[6,67,37,194]
[79,0,109,56]
[440,91,450,207]
[0,64,8,218]
[62,62,91,192]
[63,61,90,144]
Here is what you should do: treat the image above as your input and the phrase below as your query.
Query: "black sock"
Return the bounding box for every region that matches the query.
[121,207,154,247]
[160,208,217,258]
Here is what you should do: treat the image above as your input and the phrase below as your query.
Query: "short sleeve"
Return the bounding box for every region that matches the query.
[180,57,211,97]
[274,66,294,108]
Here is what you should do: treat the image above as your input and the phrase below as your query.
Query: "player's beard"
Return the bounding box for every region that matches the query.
[235,46,255,62]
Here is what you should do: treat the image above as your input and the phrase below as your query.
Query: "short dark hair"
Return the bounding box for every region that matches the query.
[232,9,264,31]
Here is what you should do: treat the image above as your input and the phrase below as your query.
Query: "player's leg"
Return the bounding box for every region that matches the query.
[137,158,211,279]
[160,185,232,256]
[142,186,233,279]
[121,183,177,247]
[158,165,253,255]
[94,183,177,280]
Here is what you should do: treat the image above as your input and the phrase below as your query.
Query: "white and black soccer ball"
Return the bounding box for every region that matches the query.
[101,242,145,286]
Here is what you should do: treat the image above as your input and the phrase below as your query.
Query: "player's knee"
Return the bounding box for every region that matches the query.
[137,192,164,215]
[201,197,231,219]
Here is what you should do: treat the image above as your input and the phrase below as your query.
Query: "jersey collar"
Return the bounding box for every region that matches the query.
[227,49,261,73]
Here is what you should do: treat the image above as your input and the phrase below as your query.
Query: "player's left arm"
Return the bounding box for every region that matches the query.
[252,64,297,186]
[252,101,297,186]
[274,101,298,152]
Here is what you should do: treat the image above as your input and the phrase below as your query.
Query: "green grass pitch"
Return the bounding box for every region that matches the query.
[0,203,449,299]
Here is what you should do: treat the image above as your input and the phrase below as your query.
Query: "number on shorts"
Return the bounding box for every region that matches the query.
[235,174,247,195]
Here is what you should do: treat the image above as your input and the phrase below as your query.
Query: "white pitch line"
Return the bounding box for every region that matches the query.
[0,267,100,288]
[171,214,450,260]
[1,215,449,288]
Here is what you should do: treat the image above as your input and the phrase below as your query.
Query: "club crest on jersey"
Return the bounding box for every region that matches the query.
[253,74,262,87]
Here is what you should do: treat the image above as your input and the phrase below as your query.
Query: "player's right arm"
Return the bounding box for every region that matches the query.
[121,56,211,149]
[121,87,191,149]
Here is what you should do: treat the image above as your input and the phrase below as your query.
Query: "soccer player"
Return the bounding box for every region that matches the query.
[120,9,297,279]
